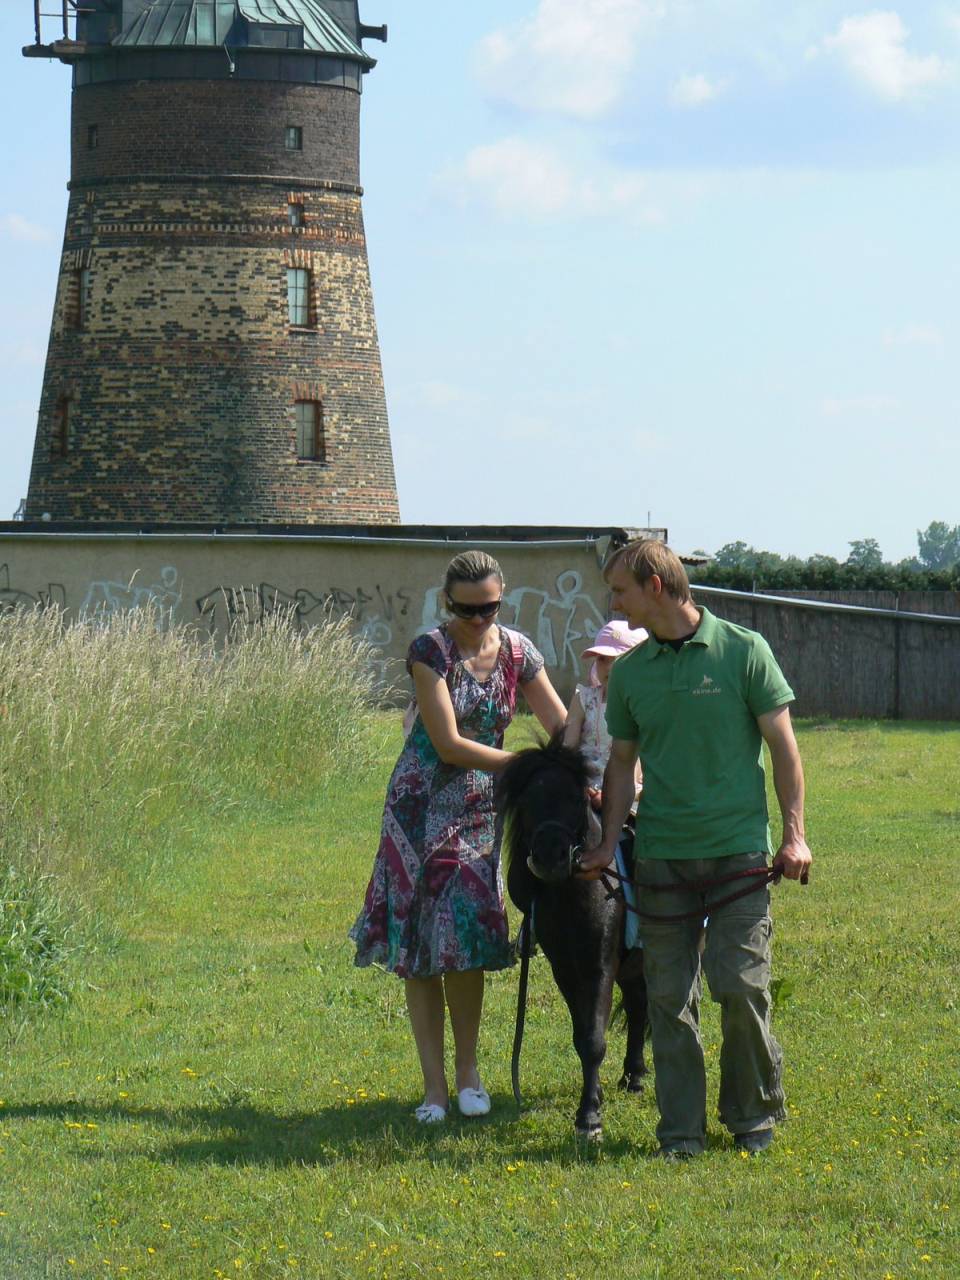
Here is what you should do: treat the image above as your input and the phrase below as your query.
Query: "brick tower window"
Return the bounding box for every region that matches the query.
[295,401,325,461]
[286,268,312,327]
[87,124,98,150]
[285,125,303,151]
[77,268,91,329]
[66,268,92,331]
[51,396,71,457]
[288,202,304,228]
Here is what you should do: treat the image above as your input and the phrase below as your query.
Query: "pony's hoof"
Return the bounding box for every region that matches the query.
[618,1072,646,1094]
[575,1123,603,1146]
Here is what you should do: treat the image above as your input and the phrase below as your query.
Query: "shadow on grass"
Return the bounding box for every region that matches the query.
[4,1094,662,1167]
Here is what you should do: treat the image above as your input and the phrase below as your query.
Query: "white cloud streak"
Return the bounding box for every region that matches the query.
[443,137,669,224]
[0,213,52,243]
[882,322,944,350]
[669,72,729,108]
[821,393,899,416]
[820,11,950,100]
[475,0,664,119]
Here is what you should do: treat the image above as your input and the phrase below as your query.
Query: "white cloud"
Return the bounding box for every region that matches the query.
[0,341,46,368]
[882,322,944,350]
[0,214,52,243]
[669,72,729,108]
[820,11,950,100]
[413,381,470,410]
[821,393,899,416]
[450,138,575,218]
[444,137,668,224]
[475,0,664,119]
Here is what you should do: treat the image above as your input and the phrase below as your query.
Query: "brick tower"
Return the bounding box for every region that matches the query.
[23,1,400,524]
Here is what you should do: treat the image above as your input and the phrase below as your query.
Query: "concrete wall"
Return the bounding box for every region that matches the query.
[0,531,619,702]
[698,586,960,721]
[2,531,957,717]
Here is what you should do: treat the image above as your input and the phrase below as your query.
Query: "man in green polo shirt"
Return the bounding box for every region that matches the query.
[579,539,811,1159]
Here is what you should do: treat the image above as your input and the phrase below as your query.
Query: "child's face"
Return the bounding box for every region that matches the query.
[595,655,615,687]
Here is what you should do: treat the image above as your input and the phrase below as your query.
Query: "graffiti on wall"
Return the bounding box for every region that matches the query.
[2,554,606,684]
[193,581,414,684]
[194,581,411,637]
[81,566,183,623]
[421,570,606,674]
[0,564,67,614]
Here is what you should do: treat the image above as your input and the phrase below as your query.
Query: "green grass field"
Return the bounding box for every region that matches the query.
[2,712,958,1279]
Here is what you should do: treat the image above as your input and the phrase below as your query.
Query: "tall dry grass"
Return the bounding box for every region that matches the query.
[0,605,388,1008]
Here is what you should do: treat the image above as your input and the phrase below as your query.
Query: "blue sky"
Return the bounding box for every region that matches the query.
[1,1,958,559]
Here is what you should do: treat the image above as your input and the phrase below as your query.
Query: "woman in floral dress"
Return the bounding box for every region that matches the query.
[350,551,566,1123]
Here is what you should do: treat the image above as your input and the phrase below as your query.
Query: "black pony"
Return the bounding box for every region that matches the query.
[496,734,648,1142]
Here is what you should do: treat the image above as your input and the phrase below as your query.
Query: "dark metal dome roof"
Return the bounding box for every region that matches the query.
[112,0,370,63]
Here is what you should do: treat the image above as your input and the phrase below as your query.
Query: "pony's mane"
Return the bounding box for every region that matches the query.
[496,730,590,832]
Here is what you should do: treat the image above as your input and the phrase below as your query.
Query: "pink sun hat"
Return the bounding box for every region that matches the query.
[582,619,648,659]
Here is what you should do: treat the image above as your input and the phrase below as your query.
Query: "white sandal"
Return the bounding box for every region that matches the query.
[457,1086,491,1117]
[414,1102,447,1124]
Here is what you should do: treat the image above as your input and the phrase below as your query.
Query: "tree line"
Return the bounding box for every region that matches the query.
[689,522,960,591]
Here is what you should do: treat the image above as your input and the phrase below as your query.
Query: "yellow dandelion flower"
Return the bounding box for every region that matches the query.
[324,1233,333,1240]
[161,1223,171,1230]
[493,1251,506,1258]
[621,1182,632,1189]
[920,1256,932,1263]
[118,1092,129,1099]
[147,1247,156,1255]
[181,1068,197,1077]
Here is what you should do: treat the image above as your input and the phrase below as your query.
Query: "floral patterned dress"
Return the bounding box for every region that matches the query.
[350,625,544,978]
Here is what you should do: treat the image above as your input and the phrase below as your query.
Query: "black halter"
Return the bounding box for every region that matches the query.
[526,817,585,879]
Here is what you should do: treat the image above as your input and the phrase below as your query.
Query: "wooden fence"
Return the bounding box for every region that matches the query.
[693,587,960,721]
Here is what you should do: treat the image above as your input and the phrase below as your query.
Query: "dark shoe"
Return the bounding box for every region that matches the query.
[734,1128,774,1155]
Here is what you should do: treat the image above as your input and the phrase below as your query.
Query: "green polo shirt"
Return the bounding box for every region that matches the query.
[605,607,794,860]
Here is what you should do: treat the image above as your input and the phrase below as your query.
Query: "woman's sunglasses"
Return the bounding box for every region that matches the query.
[447,598,502,620]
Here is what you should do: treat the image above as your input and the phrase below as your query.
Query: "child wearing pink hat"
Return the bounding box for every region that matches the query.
[563,619,647,805]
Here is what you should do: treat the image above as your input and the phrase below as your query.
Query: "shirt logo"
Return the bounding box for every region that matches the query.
[693,674,722,696]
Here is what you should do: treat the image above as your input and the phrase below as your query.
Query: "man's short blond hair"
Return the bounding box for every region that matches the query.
[603,539,691,603]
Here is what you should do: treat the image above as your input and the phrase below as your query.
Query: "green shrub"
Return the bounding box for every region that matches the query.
[0,861,78,1012]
